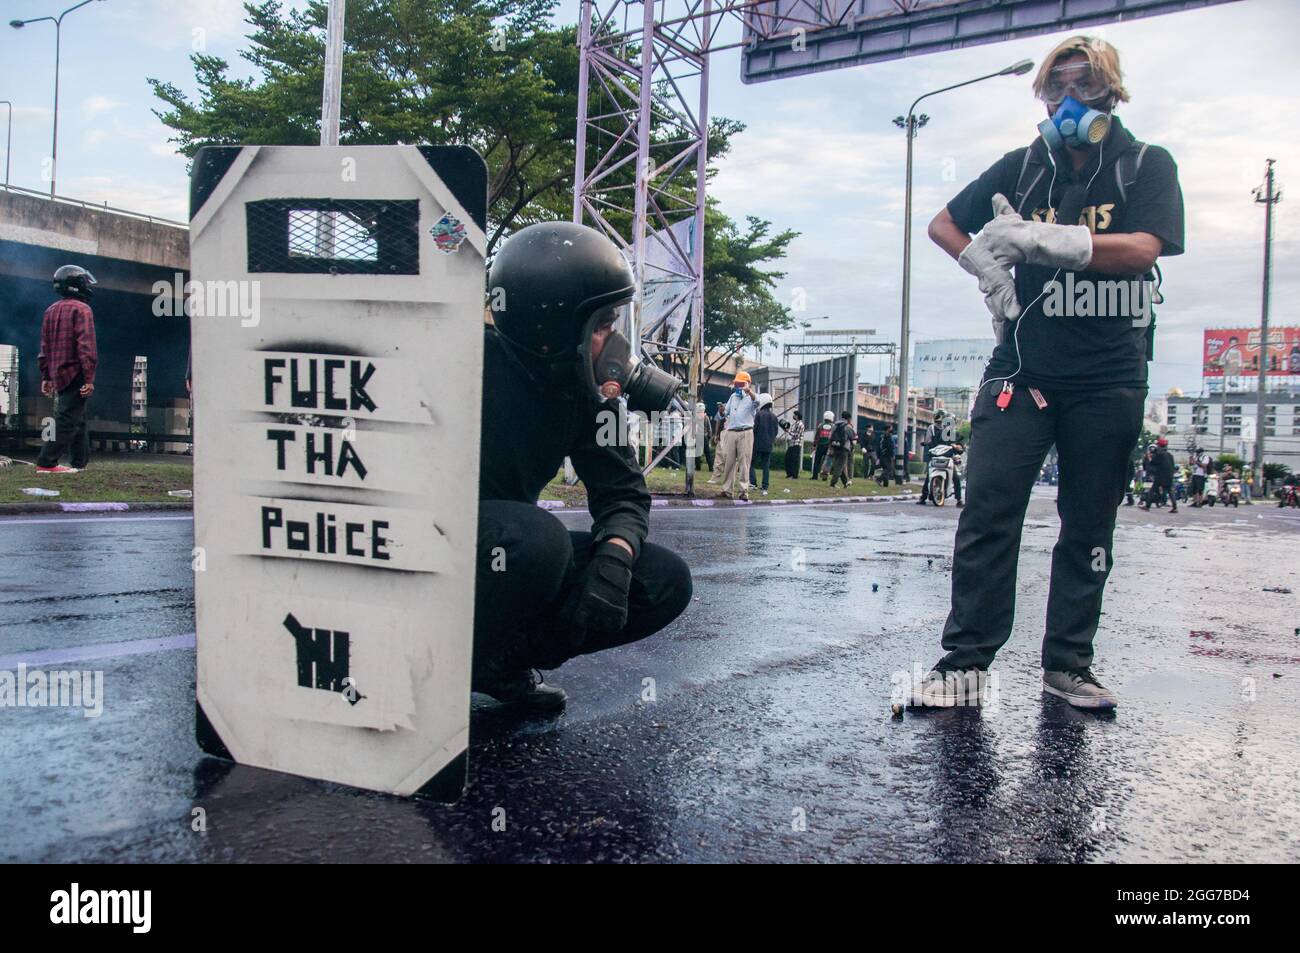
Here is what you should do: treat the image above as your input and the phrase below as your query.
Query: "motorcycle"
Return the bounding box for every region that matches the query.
[1224,478,1241,507]
[1204,474,1223,507]
[926,444,961,506]
[1172,474,1189,502]
[1277,484,1300,508]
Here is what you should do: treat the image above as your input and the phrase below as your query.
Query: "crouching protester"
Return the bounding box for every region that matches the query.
[474,222,693,712]
[913,36,1184,710]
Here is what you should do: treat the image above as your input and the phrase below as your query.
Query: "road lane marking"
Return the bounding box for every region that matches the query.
[0,633,195,669]
[0,515,194,526]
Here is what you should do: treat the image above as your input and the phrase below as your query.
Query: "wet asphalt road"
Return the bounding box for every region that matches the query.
[2,493,1298,863]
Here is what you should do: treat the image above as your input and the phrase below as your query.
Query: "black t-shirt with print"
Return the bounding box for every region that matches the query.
[946,116,1184,391]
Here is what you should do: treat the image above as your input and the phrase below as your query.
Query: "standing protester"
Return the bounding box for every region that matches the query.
[811,411,835,481]
[706,402,727,484]
[914,36,1184,710]
[694,402,714,472]
[474,222,691,711]
[876,424,897,487]
[667,407,686,469]
[827,410,857,488]
[37,265,99,474]
[916,410,953,505]
[717,371,759,501]
[1142,437,1176,512]
[1190,447,1212,507]
[750,393,778,495]
[783,409,805,479]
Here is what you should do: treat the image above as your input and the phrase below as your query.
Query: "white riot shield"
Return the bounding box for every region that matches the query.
[188,145,486,798]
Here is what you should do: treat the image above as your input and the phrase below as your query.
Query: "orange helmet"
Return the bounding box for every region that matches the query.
[734,371,752,385]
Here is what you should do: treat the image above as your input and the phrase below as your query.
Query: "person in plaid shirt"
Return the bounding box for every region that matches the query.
[782,409,804,479]
[37,265,98,473]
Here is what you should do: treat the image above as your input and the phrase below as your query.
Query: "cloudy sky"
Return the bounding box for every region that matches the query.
[2,0,1296,396]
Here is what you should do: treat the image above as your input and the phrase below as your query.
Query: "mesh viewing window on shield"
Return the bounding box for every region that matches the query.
[246,199,420,274]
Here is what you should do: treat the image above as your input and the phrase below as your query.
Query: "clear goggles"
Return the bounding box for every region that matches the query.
[1038,62,1111,107]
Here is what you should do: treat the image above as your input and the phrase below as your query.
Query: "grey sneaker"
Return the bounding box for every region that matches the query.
[909,668,989,708]
[1042,668,1117,709]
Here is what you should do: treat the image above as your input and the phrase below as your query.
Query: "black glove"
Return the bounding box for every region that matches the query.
[560,540,634,642]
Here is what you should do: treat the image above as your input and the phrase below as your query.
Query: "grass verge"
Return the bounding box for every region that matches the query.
[0,460,194,504]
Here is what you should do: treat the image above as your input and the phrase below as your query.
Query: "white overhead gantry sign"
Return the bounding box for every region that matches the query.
[189,144,486,798]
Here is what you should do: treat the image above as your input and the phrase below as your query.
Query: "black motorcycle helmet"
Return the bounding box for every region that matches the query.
[489,222,682,410]
[489,220,634,360]
[53,264,97,301]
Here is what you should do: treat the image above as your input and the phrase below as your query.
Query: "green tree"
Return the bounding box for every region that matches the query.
[1262,462,1290,483]
[150,0,796,338]
[702,203,799,371]
[151,0,583,253]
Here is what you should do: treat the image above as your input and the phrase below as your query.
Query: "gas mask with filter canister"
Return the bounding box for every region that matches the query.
[575,302,681,412]
[1037,60,1111,151]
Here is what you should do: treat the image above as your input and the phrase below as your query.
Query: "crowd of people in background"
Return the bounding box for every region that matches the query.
[630,378,1295,517]
[1124,439,1259,511]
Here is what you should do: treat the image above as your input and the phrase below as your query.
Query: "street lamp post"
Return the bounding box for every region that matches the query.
[892,58,1033,484]
[10,0,105,198]
[0,100,12,187]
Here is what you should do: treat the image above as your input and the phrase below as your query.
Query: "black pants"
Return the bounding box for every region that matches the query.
[750,450,772,490]
[784,444,801,478]
[1145,480,1173,507]
[473,500,692,676]
[877,453,892,486]
[37,380,90,469]
[939,383,1144,672]
[812,445,828,479]
[828,449,852,486]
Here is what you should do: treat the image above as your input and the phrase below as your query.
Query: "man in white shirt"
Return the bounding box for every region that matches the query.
[716,371,759,501]
[1190,447,1212,507]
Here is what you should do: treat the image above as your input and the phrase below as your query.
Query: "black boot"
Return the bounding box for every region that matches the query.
[473,668,567,712]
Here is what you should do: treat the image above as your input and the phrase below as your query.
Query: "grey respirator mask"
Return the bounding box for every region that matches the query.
[576,304,682,413]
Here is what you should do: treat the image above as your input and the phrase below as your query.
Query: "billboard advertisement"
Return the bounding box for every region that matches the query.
[1203,327,1300,378]
[912,338,994,390]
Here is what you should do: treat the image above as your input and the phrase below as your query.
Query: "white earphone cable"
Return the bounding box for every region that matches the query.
[983,125,1107,395]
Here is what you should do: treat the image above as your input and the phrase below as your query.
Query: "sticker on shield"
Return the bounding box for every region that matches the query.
[430,212,467,254]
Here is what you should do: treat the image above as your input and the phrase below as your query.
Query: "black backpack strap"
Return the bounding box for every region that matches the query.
[1115,140,1149,203]
[1012,146,1045,216]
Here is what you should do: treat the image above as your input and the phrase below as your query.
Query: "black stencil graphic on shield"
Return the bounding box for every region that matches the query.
[284,612,360,704]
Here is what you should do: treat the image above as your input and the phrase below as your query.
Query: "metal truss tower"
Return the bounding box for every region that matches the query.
[572,0,843,489]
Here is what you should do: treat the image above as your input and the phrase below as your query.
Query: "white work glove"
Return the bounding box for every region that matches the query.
[959,231,1020,344]
[981,192,1093,271]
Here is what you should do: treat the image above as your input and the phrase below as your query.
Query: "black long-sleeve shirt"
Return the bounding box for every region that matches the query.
[753,407,779,454]
[479,328,651,558]
[1148,447,1175,484]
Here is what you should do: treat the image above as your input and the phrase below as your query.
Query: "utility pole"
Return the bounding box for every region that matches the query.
[315,0,346,260]
[320,0,345,146]
[1219,381,1226,455]
[1252,159,1281,490]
